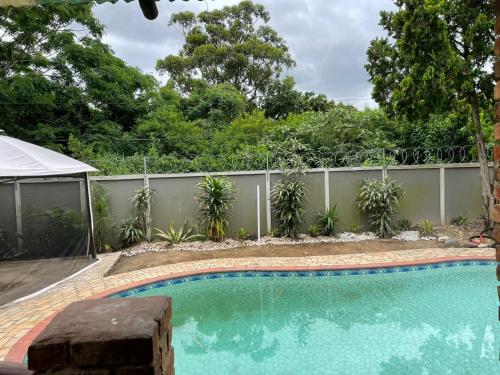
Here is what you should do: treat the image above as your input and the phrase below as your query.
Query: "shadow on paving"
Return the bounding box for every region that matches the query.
[0,257,95,306]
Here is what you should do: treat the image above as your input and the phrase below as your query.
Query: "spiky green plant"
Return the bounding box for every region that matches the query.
[397,218,413,231]
[117,218,143,247]
[91,183,110,253]
[197,175,236,242]
[316,205,339,236]
[272,178,305,238]
[350,222,363,234]
[418,220,434,237]
[238,227,249,241]
[130,186,154,241]
[155,221,199,244]
[356,177,404,239]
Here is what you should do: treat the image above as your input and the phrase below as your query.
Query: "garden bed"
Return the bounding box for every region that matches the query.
[106,223,484,276]
[107,238,449,276]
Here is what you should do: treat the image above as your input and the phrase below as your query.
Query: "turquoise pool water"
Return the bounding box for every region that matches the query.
[115,262,499,374]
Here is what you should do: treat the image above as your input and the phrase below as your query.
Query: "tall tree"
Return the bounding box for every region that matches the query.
[263,76,335,119]
[0,4,155,150]
[156,0,295,103]
[365,0,494,225]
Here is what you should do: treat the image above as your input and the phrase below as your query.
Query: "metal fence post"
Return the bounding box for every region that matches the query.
[440,167,446,225]
[14,180,23,252]
[266,154,272,233]
[143,156,152,241]
[324,169,330,211]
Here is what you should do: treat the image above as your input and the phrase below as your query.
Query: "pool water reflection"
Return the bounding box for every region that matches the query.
[117,263,499,374]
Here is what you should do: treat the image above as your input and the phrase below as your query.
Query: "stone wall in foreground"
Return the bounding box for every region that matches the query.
[27,297,174,375]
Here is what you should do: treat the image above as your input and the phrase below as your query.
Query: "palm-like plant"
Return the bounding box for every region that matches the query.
[130,186,154,241]
[197,175,236,242]
[316,205,338,236]
[272,178,305,238]
[155,221,200,244]
[356,177,404,238]
[91,183,110,252]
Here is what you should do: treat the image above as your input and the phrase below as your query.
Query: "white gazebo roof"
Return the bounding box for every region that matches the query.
[0,135,97,177]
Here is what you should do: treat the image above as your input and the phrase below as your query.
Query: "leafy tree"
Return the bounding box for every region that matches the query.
[0,4,155,150]
[184,83,248,130]
[263,76,335,119]
[156,0,295,103]
[365,0,494,225]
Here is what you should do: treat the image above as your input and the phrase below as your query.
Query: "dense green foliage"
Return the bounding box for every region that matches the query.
[365,0,494,224]
[0,1,492,179]
[356,178,404,239]
[197,175,236,241]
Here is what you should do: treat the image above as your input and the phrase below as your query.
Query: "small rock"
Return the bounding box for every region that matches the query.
[438,236,449,242]
[443,239,461,248]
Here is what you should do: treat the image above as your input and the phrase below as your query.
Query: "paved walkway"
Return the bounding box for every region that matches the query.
[0,247,495,363]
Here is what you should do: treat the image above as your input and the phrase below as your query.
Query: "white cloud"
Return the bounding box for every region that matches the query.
[93,0,395,108]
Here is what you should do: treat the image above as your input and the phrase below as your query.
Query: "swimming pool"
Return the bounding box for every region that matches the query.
[112,261,499,374]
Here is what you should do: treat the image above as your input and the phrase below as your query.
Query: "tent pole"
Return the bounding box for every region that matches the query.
[84,172,97,259]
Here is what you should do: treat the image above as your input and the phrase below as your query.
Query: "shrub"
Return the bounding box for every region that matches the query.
[308,224,320,237]
[197,175,236,241]
[397,218,413,231]
[418,220,434,237]
[316,205,338,236]
[117,218,143,247]
[350,222,363,234]
[238,227,249,241]
[91,183,111,253]
[155,221,199,244]
[272,178,306,238]
[450,216,468,226]
[130,186,154,242]
[356,177,404,239]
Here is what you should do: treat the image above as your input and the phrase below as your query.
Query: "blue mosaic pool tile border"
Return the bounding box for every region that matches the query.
[108,260,497,299]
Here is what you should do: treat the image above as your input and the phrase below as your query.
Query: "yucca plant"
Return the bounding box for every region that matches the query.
[356,177,404,239]
[130,186,154,242]
[316,205,338,236]
[418,220,434,237]
[197,175,236,242]
[91,183,110,253]
[272,178,306,238]
[117,218,143,247]
[350,222,363,234]
[155,221,199,244]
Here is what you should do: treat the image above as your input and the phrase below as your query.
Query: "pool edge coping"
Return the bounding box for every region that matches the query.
[5,254,497,364]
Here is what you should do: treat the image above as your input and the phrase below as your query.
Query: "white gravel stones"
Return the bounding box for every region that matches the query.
[392,231,436,242]
[122,230,442,257]
[123,232,378,256]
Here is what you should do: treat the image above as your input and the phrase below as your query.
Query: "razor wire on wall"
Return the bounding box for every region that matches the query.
[89,145,492,175]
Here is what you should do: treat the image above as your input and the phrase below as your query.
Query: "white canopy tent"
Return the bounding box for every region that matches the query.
[0,133,97,259]
[0,135,97,177]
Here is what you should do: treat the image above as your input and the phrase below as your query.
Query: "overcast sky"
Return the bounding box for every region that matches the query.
[93,0,395,108]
